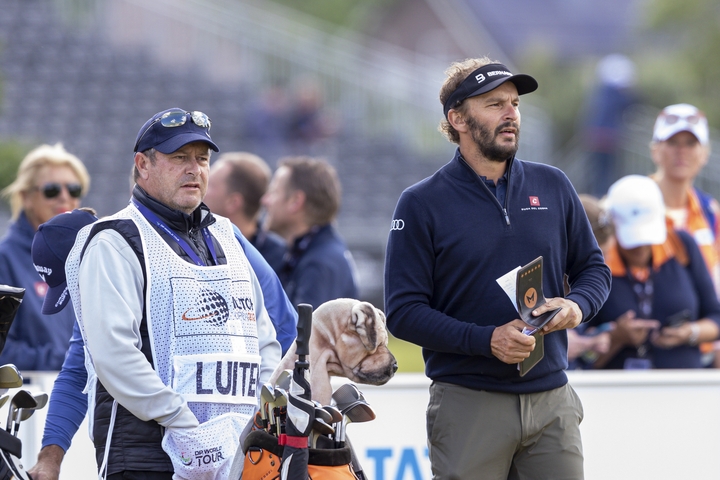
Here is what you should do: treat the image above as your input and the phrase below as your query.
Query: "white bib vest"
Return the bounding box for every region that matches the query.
[67,204,262,479]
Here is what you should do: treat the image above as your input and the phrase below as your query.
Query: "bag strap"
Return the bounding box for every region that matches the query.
[243,430,353,466]
[695,187,718,236]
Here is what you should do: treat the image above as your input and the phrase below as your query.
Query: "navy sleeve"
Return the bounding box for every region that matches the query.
[233,225,298,354]
[384,190,493,357]
[679,231,720,326]
[40,321,88,451]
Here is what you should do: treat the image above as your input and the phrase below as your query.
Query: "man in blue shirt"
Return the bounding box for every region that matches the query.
[262,156,358,310]
[203,151,287,275]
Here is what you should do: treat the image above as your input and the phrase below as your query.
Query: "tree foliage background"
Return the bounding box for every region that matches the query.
[268,0,720,152]
[517,0,720,149]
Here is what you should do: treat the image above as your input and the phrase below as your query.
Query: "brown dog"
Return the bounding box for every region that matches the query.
[268,298,398,405]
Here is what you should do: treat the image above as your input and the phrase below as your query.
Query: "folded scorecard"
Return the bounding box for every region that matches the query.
[516,256,561,376]
[516,256,561,332]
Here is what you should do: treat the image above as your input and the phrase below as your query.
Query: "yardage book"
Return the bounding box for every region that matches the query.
[516,256,561,376]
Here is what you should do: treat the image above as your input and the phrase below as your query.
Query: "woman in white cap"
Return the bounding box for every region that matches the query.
[589,175,720,369]
[650,103,720,292]
[650,104,720,366]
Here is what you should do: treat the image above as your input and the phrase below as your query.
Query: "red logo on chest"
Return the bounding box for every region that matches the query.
[35,282,48,297]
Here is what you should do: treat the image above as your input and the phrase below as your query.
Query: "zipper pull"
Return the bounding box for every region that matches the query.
[503,208,510,225]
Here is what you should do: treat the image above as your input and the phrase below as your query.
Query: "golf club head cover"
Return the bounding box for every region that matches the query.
[282,367,315,440]
[278,368,313,480]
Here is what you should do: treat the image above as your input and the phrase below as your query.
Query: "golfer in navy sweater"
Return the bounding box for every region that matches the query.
[384,57,611,479]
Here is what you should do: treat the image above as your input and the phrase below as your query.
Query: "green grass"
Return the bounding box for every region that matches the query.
[0,140,32,191]
[387,334,425,373]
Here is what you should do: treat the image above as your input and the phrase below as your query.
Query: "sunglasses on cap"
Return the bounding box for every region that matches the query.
[34,183,83,199]
[134,110,212,152]
[659,112,704,125]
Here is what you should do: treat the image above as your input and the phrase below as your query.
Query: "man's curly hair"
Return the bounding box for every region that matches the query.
[438,56,497,144]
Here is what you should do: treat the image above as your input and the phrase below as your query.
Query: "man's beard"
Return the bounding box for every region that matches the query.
[466,116,520,163]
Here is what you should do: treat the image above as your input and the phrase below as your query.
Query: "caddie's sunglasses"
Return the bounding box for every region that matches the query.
[34,183,83,199]
[134,110,212,151]
[660,112,704,125]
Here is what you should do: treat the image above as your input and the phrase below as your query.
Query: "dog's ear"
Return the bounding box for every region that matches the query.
[376,308,387,326]
[352,302,383,353]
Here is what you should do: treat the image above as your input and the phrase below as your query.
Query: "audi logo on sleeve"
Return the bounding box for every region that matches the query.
[390,219,405,231]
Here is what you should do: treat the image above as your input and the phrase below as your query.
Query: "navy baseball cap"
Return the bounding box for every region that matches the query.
[443,63,538,118]
[133,108,219,154]
[32,209,98,315]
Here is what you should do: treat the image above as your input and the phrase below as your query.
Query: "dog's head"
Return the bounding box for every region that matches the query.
[314,299,397,386]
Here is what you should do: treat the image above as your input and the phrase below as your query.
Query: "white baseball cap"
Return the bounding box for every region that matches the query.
[652,103,709,145]
[605,175,667,249]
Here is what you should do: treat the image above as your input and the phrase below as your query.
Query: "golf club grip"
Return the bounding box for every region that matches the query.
[296,303,312,358]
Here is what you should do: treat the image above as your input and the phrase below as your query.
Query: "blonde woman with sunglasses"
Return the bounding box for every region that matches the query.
[0,143,89,371]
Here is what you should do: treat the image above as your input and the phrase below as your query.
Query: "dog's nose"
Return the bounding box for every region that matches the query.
[392,362,398,373]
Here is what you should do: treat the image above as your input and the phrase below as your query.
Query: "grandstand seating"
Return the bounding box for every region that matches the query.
[0,0,455,304]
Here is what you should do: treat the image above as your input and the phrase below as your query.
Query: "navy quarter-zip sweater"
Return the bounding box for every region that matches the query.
[384,150,611,393]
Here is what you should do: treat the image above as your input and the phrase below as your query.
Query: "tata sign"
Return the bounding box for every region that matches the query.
[338,376,432,480]
[342,371,720,480]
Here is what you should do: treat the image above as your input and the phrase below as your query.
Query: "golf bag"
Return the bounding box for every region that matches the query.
[242,430,358,480]
[243,304,363,480]
[0,286,23,356]
[0,429,29,480]
[0,285,32,480]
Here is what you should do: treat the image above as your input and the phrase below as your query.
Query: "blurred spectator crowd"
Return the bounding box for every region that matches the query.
[570,102,720,370]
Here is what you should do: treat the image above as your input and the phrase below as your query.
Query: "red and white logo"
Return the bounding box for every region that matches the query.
[529,196,540,206]
[35,281,48,297]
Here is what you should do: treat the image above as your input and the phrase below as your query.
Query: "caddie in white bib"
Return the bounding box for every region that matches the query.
[69,203,264,480]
